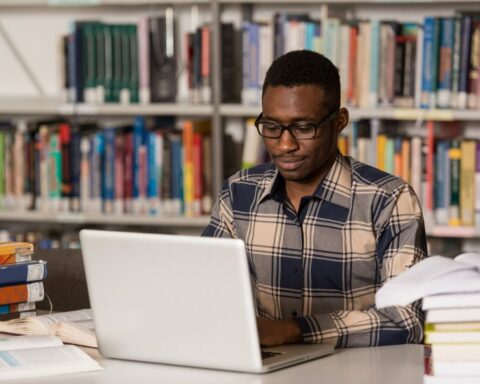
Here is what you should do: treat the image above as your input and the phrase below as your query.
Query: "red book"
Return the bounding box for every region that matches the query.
[0,282,44,306]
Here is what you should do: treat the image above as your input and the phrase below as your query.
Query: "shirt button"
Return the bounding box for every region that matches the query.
[292,311,298,317]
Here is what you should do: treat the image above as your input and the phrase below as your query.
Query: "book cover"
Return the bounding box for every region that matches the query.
[0,260,47,286]
[0,282,44,306]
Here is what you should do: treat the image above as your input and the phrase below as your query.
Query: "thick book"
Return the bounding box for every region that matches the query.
[0,242,33,265]
[375,253,480,308]
[426,307,480,323]
[0,309,96,348]
[0,260,47,286]
[0,334,101,380]
[0,282,44,306]
[0,302,35,316]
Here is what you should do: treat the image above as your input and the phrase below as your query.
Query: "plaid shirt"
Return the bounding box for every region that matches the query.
[202,153,427,348]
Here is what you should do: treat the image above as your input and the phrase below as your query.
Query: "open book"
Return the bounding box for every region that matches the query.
[375,253,480,308]
[0,334,102,380]
[0,309,97,348]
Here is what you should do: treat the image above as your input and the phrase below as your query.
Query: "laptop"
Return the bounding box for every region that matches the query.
[79,229,334,373]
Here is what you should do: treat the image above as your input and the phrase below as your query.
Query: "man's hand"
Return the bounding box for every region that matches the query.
[256,317,302,347]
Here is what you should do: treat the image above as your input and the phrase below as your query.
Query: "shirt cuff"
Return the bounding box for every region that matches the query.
[294,314,339,346]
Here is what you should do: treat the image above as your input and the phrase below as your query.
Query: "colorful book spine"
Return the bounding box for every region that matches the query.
[460,140,476,226]
[0,282,44,306]
[0,302,35,315]
[448,141,462,226]
[437,17,454,108]
[0,261,47,286]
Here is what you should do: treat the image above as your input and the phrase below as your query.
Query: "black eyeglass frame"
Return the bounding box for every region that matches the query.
[254,108,340,140]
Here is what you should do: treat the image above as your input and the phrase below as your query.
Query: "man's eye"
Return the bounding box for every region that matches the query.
[262,124,281,132]
[294,125,315,133]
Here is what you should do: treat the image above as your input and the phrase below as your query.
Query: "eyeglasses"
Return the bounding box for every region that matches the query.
[254,109,339,140]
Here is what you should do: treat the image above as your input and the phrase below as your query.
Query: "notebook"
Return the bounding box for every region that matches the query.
[79,229,333,373]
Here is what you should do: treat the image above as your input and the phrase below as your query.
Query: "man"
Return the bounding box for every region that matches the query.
[202,50,427,348]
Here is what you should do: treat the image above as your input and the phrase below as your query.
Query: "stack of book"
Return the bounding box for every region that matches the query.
[375,253,480,384]
[0,242,47,320]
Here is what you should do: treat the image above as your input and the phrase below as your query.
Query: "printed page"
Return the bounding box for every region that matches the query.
[35,310,96,348]
[0,345,102,380]
[0,335,62,351]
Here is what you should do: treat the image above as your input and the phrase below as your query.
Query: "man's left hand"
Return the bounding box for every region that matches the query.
[256,317,302,347]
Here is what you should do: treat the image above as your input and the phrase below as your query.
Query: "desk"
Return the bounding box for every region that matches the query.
[4,344,424,384]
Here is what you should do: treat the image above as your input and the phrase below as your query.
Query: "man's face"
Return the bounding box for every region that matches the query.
[261,84,345,186]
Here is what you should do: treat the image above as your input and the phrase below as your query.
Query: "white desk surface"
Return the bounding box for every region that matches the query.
[4,344,424,384]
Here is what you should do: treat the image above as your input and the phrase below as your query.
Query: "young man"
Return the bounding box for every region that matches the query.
[202,50,427,348]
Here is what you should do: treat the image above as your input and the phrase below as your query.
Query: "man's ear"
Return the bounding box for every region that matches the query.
[336,107,349,134]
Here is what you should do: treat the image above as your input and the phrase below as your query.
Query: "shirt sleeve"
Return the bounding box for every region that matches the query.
[295,183,427,347]
[201,180,237,238]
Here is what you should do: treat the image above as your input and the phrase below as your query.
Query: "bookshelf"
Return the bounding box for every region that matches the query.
[2,0,480,249]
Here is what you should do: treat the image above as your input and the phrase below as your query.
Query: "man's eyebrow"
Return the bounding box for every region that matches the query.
[261,115,318,122]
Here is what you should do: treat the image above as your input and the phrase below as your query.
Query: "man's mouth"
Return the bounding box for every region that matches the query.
[275,157,305,170]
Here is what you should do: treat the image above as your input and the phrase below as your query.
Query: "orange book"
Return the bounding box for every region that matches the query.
[0,242,33,264]
[182,121,194,217]
[0,282,43,306]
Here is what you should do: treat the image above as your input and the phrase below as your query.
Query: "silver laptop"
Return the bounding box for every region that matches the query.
[79,229,334,373]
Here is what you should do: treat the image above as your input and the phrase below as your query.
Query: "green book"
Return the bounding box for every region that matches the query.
[49,133,62,202]
[103,23,114,103]
[448,140,461,226]
[82,21,98,103]
[128,24,139,103]
[111,24,123,103]
[119,24,130,104]
[94,22,106,102]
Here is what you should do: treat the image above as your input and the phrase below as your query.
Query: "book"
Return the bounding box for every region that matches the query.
[0,260,47,286]
[426,307,480,323]
[0,242,33,265]
[423,292,480,310]
[0,282,44,306]
[375,253,480,308]
[0,334,101,380]
[425,329,480,344]
[0,309,96,348]
[0,302,35,316]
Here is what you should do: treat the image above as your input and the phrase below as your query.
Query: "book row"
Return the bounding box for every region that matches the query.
[0,117,213,217]
[63,11,211,105]
[234,12,480,109]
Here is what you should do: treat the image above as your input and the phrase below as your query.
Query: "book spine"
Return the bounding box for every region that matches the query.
[103,127,115,215]
[0,282,44,306]
[114,132,124,215]
[460,140,476,226]
[0,261,47,285]
[182,121,194,217]
[458,15,472,109]
[434,140,450,225]
[369,20,380,107]
[70,131,81,213]
[437,17,454,108]
[450,16,462,108]
[421,17,436,108]
[147,131,159,215]
[80,136,90,213]
[59,123,71,212]
[49,132,62,212]
[468,20,480,109]
[132,117,145,214]
[448,141,462,226]
[138,17,151,104]
[0,302,35,315]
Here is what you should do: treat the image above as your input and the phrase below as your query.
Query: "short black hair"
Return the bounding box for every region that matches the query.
[262,50,340,111]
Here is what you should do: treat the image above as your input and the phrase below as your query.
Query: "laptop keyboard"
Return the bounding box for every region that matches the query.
[261,350,283,360]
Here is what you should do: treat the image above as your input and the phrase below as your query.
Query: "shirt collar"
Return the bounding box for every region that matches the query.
[258,152,353,209]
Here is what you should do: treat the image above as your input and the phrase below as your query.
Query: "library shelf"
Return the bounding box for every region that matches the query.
[0,211,210,228]
[0,98,213,117]
[0,0,210,7]
[219,104,480,122]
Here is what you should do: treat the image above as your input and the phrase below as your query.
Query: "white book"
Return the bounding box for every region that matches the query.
[425,330,480,344]
[423,292,480,310]
[375,253,480,308]
[0,337,102,381]
[432,344,480,362]
[433,360,480,376]
[424,374,480,384]
[426,307,480,324]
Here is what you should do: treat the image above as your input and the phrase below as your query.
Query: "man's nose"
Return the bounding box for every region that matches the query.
[277,128,299,151]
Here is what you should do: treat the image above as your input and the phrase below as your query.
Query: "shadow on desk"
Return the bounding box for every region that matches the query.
[33,249,90,312]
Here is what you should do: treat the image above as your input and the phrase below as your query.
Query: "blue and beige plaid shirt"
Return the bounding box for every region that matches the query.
[202,153,427,348]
